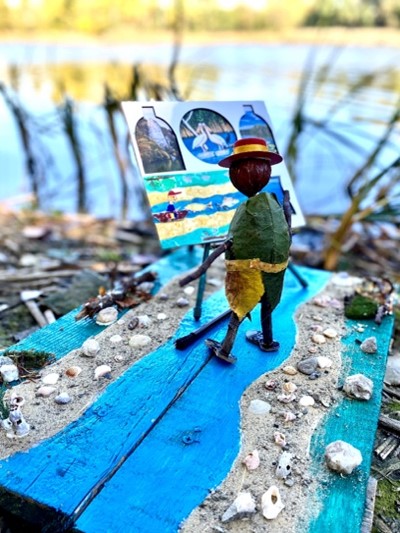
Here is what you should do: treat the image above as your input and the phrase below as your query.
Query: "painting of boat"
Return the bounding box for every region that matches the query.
[153,209,189,223]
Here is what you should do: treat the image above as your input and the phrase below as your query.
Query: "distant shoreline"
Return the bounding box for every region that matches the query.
[0,27,399,48]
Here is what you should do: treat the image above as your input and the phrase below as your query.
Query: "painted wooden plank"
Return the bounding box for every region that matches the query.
[308,314,394,533]
[2,247,204,359]
[0,266,327,531]
[74,267,331,533]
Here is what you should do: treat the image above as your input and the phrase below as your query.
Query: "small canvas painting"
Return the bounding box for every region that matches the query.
[122,101,304,249]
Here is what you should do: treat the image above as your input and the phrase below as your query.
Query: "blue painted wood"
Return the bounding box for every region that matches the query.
[2,247,204,359]
[0,266,328,531]
[74,267,330,533]
[308,314,394,533]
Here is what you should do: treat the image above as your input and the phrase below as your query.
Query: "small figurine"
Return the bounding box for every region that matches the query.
[1,393,30,438]
[180,137,291,363]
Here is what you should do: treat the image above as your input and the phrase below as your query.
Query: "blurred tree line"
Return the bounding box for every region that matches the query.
[0,0,399,34]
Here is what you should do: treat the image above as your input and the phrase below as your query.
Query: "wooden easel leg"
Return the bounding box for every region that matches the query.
[193,243,211,320]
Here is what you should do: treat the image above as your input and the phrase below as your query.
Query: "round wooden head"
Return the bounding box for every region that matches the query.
[229,158,271,197]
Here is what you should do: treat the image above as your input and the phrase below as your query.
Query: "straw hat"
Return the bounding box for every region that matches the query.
[218,137,282,168]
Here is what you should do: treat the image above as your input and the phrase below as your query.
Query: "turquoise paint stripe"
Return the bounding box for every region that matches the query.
[75,267,330,533]
[308,314,394,533]
[1,247,204,359]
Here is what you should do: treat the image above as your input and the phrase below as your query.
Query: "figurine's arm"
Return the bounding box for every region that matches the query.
[179,239,232,287]
[283,190,292,240]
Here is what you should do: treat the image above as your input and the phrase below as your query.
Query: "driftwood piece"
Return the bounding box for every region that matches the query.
[75,270,157,320]
[379,414,400,437]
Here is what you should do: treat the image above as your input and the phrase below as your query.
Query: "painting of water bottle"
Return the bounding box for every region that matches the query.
[121,100,305,249]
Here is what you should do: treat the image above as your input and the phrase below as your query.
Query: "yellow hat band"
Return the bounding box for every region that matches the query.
[234,143,269,155]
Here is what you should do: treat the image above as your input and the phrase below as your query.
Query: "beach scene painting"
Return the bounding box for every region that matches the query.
[121,101,305,249]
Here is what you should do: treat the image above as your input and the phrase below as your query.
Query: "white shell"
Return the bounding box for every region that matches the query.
[221,492,256,523]
[317,356,333,369]
[312,333,326,344]
[274,431,286,447]
[282,382,297,394]
[325,440,362,474]
[276,451,292,479]
[248,399,271,415]
[129,334,152,349]
[323,327,338,339]
[277,393,296,404]
[261,486,285,519]
[242,450,260,471]
[94,364,111,380]
[36,386,56,397]
[42,373,60,385]
[96,307,118,326]
[283,411,296,422]
[82,338,100,356]
[343,373,373,401]
[299,395,315,407]
[183,286,195,296]
[0,364,19,383]
[138,315,152,327]
[282,365,297,376]
[157,313,167,321]
[109,334,122,344]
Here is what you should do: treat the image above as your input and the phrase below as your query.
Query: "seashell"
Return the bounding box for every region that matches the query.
[277,393,296,404]
[261,486,285,519]
[36,386,56,397]
[42,373,60,385]
[248,399,271,415]
[310,324,323,332]
[9,393,25,407]
[317,356,333,369]
[0,364,19,383]
[308,346,318,354]
[312,333,326,345]
[138,315,152,327]
[129,334,152,349]
[65,366,82,378]
[325,440,362,475]
[183,286,195,296]
[343,373,373,401]
[117,318,126,326]
[157,313,167,321]
[323,327,338,339]
[176,297,189,308]
[221,492,256,523]
[299,395,315,407]
[276,451,292,479]
[282,366,297,376]
[55,392,72,405]
[273,431,286,447]
[82,338,100,356]
[96,307,118,326]
[114,354,124,362]
[283,411,296,422]
[282,382,297,394]
[128,317,139,330]
[109,334,122,344]
[242,449,260,471]
[94,364,111,380]
[264,379,278,390]
[360,337,377,354]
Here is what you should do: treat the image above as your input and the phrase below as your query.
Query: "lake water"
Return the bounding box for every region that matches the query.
[0,40,399,219]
